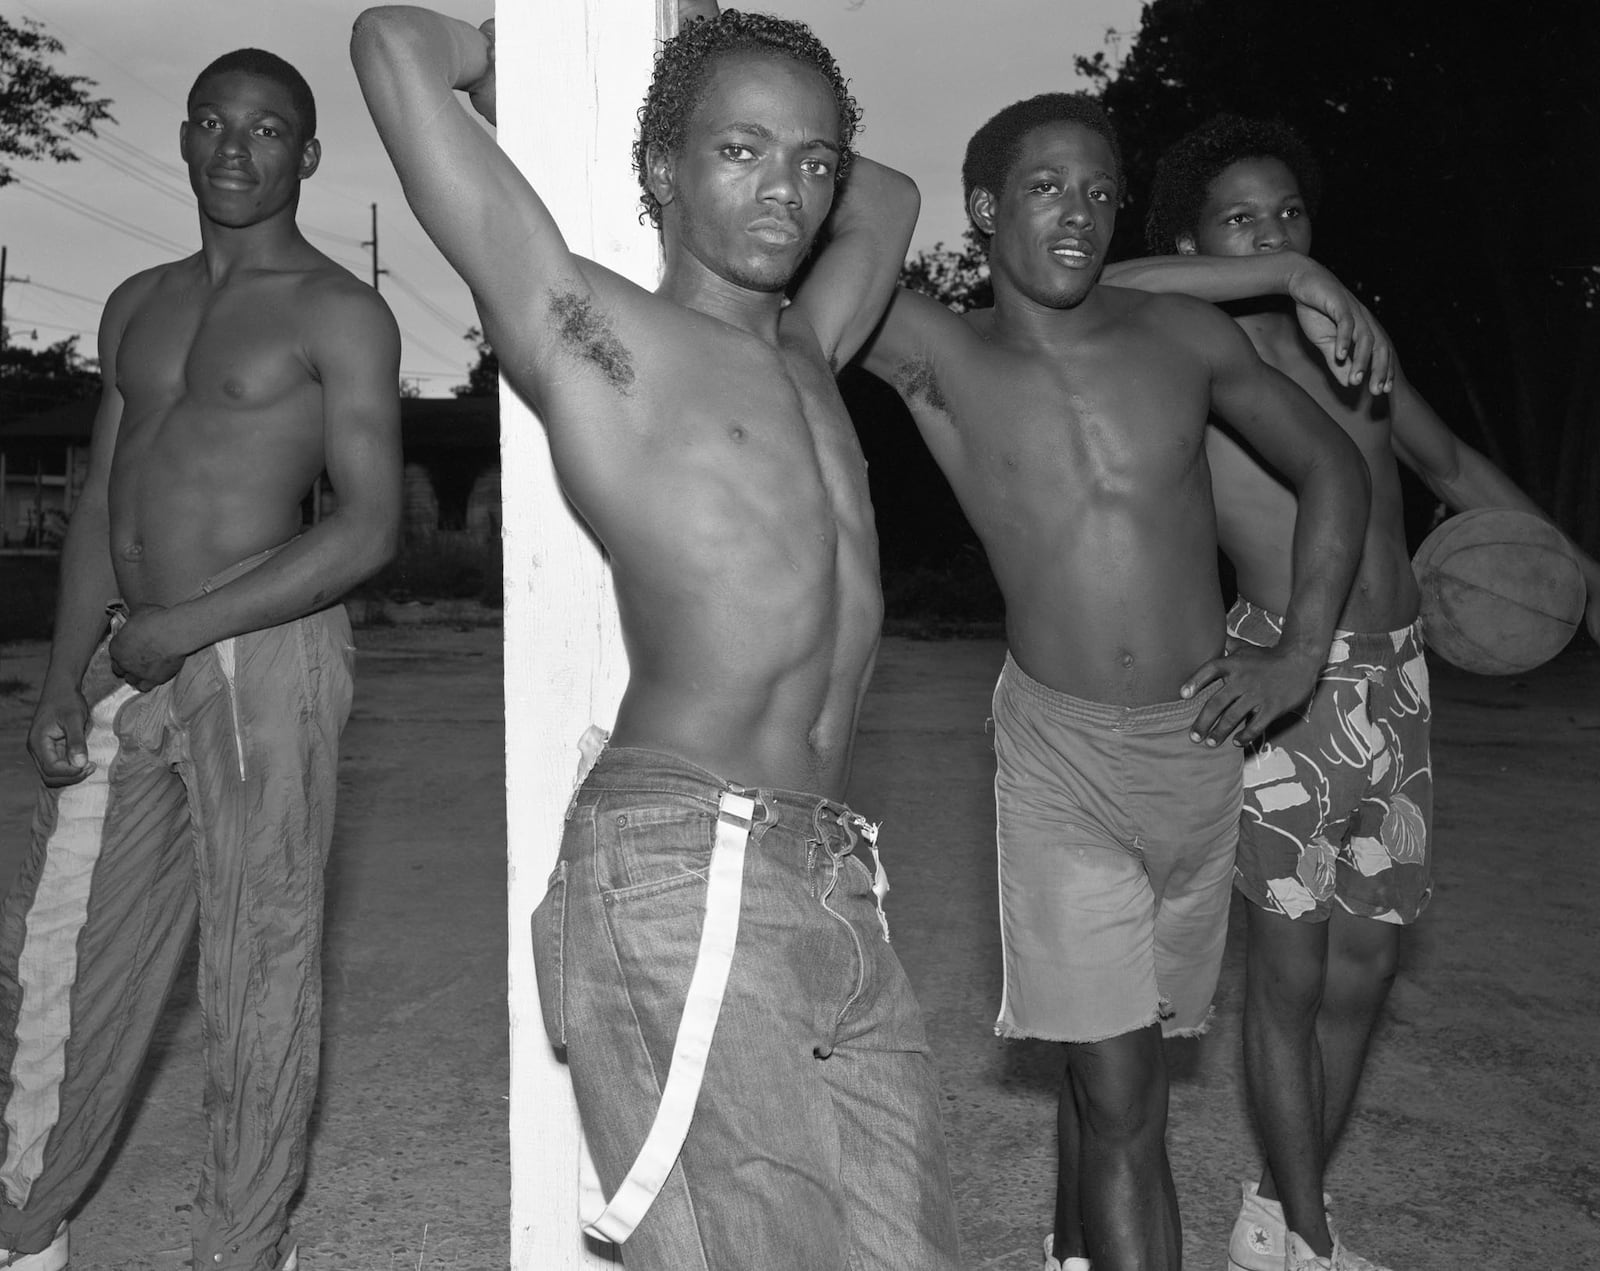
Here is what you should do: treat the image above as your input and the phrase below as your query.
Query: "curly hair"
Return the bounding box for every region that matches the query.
[633,9,861,228]
[1143,114,1323,254]
[961,93,1122,243]
[188,48,316,141]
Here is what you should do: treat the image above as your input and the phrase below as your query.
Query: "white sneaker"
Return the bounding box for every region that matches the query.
[0,1223,67,1271]
[1042,1232,1091,1271]
[1228,1183,1392,1271]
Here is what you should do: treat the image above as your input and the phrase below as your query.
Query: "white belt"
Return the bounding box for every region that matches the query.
[578,786,754,1245]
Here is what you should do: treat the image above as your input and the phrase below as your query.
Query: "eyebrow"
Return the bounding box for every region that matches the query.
[189,101,292,124]
[717,121,841,154]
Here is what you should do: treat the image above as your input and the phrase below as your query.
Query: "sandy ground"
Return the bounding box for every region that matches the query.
[1,627,1596,1269]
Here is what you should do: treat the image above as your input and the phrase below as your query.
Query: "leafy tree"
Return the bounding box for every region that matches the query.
[452,325,499,397]
[900,230,991,314]
[1082,0,1600,550]
[0,333,98,416]
[0,16,114,188]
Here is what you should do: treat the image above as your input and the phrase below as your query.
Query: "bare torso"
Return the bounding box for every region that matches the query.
[109,249,358,606]
[887,285,1225,706]
[1211,308,1418,631]
[501,273,881,798]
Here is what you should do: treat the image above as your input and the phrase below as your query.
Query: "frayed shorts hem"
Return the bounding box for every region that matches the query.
[993,1009,1165,1046]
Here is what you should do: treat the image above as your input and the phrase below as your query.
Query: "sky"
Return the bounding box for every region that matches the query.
[4,0,1144,396]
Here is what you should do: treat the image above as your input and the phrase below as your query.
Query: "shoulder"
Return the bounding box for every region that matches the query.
[296,261,402,357]
[1109,283,1256,367]
[99,258,199,363]
[104,257,193,327]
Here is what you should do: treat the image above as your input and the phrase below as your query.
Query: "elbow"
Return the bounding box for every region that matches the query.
[371,519,402,574]
[351,7,420,72]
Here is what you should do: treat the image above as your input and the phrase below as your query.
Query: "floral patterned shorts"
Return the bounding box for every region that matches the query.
[1227,598,1433,925]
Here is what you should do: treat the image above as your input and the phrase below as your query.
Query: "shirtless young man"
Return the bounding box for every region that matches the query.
[352,7,959,1268]
[855,94,1370,1271]
[1106,114,1600,1271]
[0,50,400,1271]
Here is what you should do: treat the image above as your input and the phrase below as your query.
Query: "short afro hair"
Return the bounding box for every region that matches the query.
[633,9,861,229]
[188,48,316,141]
[1144,114,1322,254]
[962,93,1122,243]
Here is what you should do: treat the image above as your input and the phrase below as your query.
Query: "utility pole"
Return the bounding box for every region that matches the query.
[1,245,8,351]
[361,203,388,291]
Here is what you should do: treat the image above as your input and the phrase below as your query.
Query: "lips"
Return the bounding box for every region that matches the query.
[1049,238,1094,265]
[748,219,801,246]
[207,166,257,189]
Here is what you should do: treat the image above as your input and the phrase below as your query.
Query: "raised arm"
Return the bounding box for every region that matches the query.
[26,280,140,784]
[1176,300,1370,744]
[107,283,403,690]
[790,156,920,367]
[1389,369,1600,642]
[1105,251,1394,393]
[351,6,604,407]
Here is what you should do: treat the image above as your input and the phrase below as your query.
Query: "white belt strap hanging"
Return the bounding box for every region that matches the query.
[577,789,755,1245]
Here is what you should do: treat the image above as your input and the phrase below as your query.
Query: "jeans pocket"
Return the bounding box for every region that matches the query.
[531,859,569,1047]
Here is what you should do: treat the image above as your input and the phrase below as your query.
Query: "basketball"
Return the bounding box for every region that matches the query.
[1413,508,1586,675]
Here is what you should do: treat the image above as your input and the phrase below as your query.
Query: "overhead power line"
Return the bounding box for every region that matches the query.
[15,176,190,255]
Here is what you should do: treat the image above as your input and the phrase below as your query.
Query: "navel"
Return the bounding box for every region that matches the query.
[120,539,145,562]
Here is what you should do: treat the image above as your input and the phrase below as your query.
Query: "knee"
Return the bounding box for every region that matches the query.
[1067,1043,1168,1145]
[1247,948,1326,1022]
[1327,921,1400,1004]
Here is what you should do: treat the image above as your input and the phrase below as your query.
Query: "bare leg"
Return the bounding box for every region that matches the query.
[1051,1062,1088,1262]
[1065,1023,1180,1271]
[1313,906,1399,1165]
[1242,904,1333,1255]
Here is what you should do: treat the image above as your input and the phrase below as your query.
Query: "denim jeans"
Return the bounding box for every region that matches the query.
[532,747,961,1270]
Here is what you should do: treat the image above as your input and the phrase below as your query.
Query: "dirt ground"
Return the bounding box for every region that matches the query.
[0,627,1596,1269]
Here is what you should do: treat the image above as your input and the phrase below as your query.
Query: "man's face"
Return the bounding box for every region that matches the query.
[976,121,1118,311]
[1182,156,1312,258]
[180,70,318,229]
[652,50,841,293]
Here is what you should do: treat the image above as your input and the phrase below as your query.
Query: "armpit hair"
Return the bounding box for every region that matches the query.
[548,292,635,392]
[894,355,950,414]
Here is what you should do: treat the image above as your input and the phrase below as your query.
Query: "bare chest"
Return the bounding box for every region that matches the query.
[959,345,1211,497]
[115,284,319,429]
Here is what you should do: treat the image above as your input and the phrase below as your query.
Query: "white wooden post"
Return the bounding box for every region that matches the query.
[500,1,673,1266]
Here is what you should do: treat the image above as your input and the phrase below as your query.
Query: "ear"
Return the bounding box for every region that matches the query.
[1176,232,1198,256]
[179,120,192,163]
[645,142,677,212]
[967,186,998,238]
[298,137,322,181]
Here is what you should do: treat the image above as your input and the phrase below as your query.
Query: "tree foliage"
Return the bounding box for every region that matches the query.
[900,230,991,314]
[0,334,99,417]
[453,326,499,397]
[1081,0,1600,549]
[0,16,114,188]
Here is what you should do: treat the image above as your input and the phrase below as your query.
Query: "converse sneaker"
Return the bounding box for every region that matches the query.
[0,1223,68,1271]
[1229,1183,1393,1271]
[1041,1232,1091,1271]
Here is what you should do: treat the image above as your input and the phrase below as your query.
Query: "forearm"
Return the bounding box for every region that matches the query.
[156,510,398,654]
[40,499,118,693]
[1103,253,1300,303]
[1277,452,1370,657]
